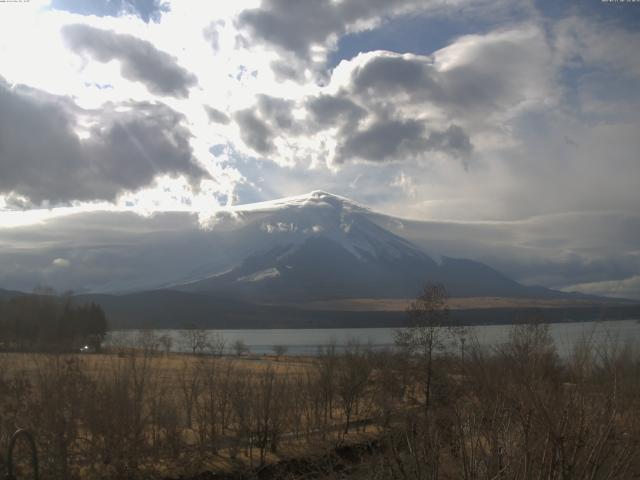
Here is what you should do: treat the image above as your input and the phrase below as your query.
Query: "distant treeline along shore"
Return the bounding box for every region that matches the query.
[0,292,107,352]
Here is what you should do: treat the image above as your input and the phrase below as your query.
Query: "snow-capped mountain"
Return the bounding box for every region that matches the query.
[176,191,561,301]
[3,190,615,328]
[0,190,581,301]
[212,190,431,263]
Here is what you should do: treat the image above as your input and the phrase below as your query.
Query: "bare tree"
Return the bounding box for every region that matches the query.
[158,334,173,356]
[180,326,209,355]
[178,359,203,429]
[253,367,289,464]
[394,284,463,415]
[317,342,338,428]
[336,341,373,434]
[135,330,161,355]
[207,332,226,356]
[231,339,249,356]
[272,344,288,359]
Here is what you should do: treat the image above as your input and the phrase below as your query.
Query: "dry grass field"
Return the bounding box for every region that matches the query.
[285,296,634,312]
[1,323,639,480]
[0,345,385,479]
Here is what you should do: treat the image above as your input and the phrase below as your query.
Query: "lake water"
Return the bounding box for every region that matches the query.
[106,319,640,357]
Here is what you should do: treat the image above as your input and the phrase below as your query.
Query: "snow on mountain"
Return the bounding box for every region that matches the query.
[176,190,562,301]
[217,190,430,260]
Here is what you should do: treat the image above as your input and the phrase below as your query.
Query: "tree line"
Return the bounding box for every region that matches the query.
[0,291,108,352]
[0,285,638,479]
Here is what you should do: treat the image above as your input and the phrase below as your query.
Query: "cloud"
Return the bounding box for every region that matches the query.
[256,94,297,131]
[0,80,206,206]
[337,118,424,162]
[51,0,170,23]
[231,26,546,165]
[390,171,416,197]
[52,258,71,268]
[233,95,302,155]
[552,17,640,121]
[305,94,366,128]
[335,120,472,163]
[345,25,553,118]
[563,275,640,300]
[0,211,221,293]
[554,16,640,79]
[385,210,640,295]
[62,24,197,98]
[238,0,344,58]
[234,109,275,154]
[204,105,230,124]
[425,125,473,158]
[351,54,434,94]
[236,0,426,78]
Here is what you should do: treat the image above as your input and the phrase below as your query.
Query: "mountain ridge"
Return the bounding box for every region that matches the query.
[0,191,619,311]
[175,191,589,302]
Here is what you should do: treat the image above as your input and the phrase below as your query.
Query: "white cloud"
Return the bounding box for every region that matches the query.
[390,172,416,197]
[563,275,640,300]
[52,257,71,268]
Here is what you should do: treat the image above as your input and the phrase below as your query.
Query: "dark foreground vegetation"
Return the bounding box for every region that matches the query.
[0,319,638,479]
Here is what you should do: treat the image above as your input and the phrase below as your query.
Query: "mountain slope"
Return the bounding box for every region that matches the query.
[0,191,595,303]
[178,191,569,301]
[0,288,27,300]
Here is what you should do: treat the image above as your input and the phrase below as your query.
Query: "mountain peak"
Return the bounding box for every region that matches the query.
[229,190,367,214]
[306,190,349,202]
[303,190,361,209]
[308,189,332,198]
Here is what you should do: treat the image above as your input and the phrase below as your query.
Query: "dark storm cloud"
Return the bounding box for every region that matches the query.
[306,94,366,128]
[234,109,275,154]
[238,0,428,56]
[425,125,473,158]
[337,119,424,162]
[352,55,435,94]
[233,95,305,154]
[204,105,230,124]
[335,119,472,163]
[51,0,169,23]
[238,0,344,57]
[0,80,206,206]
[346,53,487,112]
[257,94,296,131]
[62,24,197,98]
[237,0,425,77]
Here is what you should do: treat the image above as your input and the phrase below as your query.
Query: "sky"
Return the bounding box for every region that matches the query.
[0,0,639,298]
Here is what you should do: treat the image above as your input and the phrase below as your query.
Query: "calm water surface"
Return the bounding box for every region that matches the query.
[107,319,640,356]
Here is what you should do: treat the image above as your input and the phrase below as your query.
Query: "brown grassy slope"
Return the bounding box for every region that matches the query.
[281,296,634,312]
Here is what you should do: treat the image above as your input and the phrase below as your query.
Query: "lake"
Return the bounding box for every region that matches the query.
[106,319,640,357]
